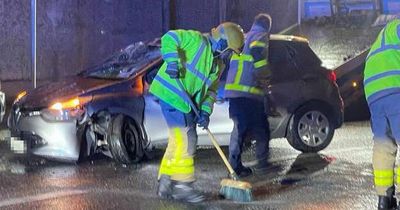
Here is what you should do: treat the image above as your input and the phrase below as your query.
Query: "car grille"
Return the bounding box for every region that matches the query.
[21,131,46,149]
[8,104,41,129]
[8,105,47,148]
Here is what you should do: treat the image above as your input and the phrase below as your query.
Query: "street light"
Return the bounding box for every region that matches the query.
[31,0,37,88]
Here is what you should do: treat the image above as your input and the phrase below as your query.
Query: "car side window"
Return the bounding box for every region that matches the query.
[144,62,162,85]
[291,43,322,70]
[269,41,300,83]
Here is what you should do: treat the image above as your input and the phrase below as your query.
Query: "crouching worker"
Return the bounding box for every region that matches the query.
[149,22,245,203]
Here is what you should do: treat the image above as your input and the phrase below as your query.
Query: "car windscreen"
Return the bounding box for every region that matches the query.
[81,41,161,79]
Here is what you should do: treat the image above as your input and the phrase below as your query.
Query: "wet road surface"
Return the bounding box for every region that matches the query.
[0,121,377,210]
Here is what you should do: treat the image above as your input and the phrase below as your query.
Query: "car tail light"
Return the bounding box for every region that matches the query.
[326,71,336,82]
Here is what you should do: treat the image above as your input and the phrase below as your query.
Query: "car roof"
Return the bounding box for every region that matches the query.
[270,34,309,43]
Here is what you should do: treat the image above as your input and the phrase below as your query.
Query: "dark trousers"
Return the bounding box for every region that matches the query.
[228,97,270,172]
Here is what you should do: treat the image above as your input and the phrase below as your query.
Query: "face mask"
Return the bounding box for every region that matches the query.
[215,39,228,53]
[213,47,233,59]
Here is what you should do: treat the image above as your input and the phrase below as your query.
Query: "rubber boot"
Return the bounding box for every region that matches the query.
[378,196,397,210]
[378,186,397,210]
[157,175,172,199]
[171,181,205,203]
[234,166,252,178]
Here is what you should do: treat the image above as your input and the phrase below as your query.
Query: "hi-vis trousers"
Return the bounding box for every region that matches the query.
[370,94,400,196]
[158,100,198,182]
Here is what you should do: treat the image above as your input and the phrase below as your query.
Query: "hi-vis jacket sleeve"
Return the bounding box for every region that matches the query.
[160,30,182,65]
[201,61,224,115]
[250,34,270,72]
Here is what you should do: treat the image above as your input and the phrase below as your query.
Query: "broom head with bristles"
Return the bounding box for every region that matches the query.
[219,178,253,202]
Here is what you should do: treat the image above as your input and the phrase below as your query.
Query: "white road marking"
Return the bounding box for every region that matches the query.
[0,189,88,207]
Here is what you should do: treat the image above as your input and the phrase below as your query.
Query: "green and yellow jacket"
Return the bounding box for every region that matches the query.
[149,30,222,114]
[364,19,400,105]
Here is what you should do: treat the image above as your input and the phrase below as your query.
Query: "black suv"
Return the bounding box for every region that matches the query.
[264,34,343,152]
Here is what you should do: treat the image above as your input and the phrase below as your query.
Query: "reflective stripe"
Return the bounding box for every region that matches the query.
[166,31,181,45]
[367,27,400,59]
[185,41,213,86]
[160,159,194,175]
[171,128,193,175]
[234,55,245,84]
[225,83,263,95]
[169,165,194,174]
[189,40,205,67]
[159,127,194,177]
[364,70,400,85]
[233,54,253,84]
[250,41,266,48]
[375,177,394,187]
[364,76,400,98]
[228,53,261,95]
[374,169,394,187]
[397,167,400,184]
[201,91,216,114]
[154,76,191,105]
[231,53,253,61]
[185,64,212,87]
[254,59,268,68]
[162,52,179,62]
[201,102,212,113]
[367,45,400,59]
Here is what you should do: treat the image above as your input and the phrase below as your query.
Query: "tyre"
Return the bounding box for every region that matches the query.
[286,104,335,153]
[77,124,96,163]
[107,114,145,164]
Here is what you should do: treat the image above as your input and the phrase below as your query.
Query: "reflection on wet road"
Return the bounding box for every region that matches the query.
[0,121,376,209]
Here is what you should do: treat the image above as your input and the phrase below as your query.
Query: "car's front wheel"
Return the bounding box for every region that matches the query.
[107,114,145,164]
[286,104,334,153]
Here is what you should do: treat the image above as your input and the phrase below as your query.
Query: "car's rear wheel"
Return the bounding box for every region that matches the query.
[107,114,145,164]
[286,104,334,153]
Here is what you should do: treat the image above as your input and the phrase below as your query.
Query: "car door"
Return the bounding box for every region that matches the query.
[142,64,232,146]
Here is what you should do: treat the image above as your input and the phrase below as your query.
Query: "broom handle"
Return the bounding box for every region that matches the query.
[175,79,237,178]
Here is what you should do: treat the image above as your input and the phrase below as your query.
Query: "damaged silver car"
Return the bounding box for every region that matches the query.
[7,35,343,163]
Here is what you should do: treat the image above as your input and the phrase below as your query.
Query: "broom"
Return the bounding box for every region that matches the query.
[175,79,253,202]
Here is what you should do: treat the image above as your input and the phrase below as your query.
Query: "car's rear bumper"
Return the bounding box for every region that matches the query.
[7,105,80,162]
[335,108,344,128]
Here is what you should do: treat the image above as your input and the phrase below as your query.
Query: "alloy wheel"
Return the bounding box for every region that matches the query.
[297,111,330,147]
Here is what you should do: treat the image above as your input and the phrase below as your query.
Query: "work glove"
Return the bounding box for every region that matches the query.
[197,111,210,129]
[165,62,179,79]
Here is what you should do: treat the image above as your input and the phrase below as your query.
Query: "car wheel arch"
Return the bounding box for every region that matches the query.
[107,114,147,164]
[79,107,148,159]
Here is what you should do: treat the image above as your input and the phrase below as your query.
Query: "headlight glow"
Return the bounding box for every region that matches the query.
[42,96,92,121]
[50,98,81,110]
[14,91,27,103]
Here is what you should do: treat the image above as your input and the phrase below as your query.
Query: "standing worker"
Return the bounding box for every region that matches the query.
[364,17,400,210]
[149,22,245,203]
[224,13,273,177]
